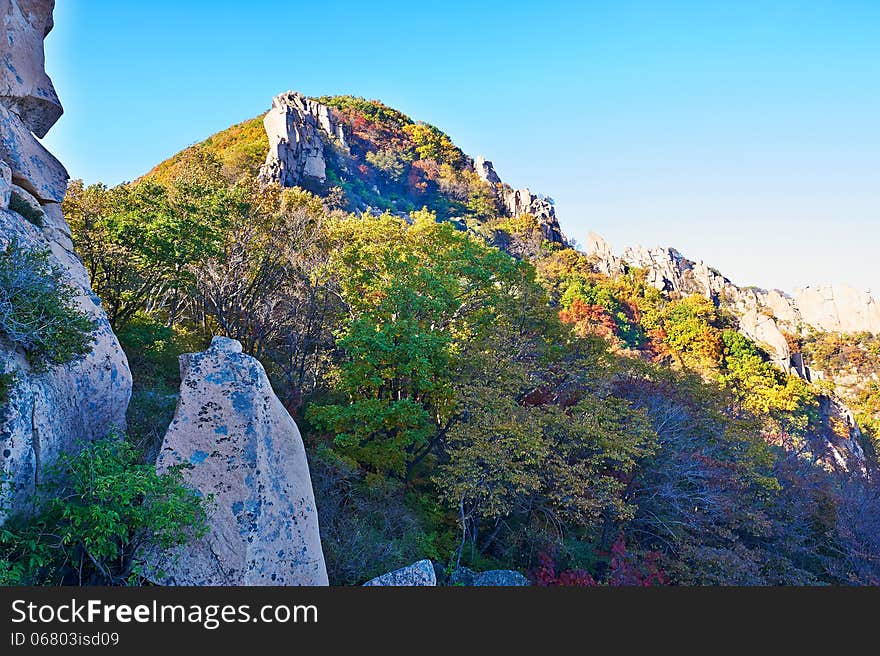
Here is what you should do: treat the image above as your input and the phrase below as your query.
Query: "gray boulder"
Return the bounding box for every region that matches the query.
[147,337,328,586]
[363,559,437,586]
[472,570,530,586]
[448,566,529,586]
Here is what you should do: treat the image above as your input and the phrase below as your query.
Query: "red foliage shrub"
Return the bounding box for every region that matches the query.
[532,551,597,587]
[607,535,667,586]
[559,299,618,342]
[531,536,668,587]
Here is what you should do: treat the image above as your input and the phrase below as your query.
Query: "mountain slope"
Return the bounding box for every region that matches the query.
[79,88,880,584]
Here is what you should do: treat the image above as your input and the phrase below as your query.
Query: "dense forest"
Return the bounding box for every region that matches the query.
[3,95,880,586]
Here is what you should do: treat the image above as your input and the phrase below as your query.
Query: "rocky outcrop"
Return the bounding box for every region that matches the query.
[0,0,131,523]
[363,559,436,586]
[468,154,568,246]
[583,235,878,375]
[0,0,63,138]
[586,231,626,276]
[257,91,347,189]
[738,308,790,370]
[473,155,501,186]
[147,337,327,586]
[501,187,566,245]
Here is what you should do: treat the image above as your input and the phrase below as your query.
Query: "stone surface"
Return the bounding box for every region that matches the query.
[501,187,567,245]
[363,559,437,586]
[448,566,529,586]
[257,91,347,189]
[738,308,790,370]
[0,207,131,523]
[0,102,67,203]
[8,183,42,222]
[0,0,63,138]
[147,337,328,586]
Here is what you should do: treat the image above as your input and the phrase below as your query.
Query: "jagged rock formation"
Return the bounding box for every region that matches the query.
[257,91,347,188]
[473,155,501,185]
[585,233,875,471]
[0,0,131,522]
[148,337,328,586]
[589,237,879,371]
[363,559,436,586]
[470,155,568,246]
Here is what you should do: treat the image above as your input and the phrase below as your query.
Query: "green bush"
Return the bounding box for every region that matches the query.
[0,239,95,371]
[0,437,209,586]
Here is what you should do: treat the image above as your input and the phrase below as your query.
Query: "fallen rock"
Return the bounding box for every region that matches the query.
[147,336,328,586]
[0,0,63,138]
[363,559,436,586]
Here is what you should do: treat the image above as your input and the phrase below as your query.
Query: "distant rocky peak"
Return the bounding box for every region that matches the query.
[257,91,347,188]
[473,155,501,185]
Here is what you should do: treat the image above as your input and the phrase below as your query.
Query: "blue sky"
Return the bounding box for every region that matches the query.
[42,1,880,294]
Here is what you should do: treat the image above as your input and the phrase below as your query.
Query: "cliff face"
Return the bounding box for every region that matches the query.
[0,0,132,522]
[252,91,568,246]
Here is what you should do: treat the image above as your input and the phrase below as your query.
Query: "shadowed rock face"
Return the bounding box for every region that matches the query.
[148,337,328,586]
[0,0,131,523]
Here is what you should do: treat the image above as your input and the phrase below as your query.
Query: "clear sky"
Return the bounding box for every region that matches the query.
[42,1,880,295]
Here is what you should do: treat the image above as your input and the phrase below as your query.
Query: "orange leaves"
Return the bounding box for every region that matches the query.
[559,298,618,342]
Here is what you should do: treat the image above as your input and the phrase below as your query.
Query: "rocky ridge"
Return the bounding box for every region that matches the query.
[586,232,879,369]
[585,232,874,472]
